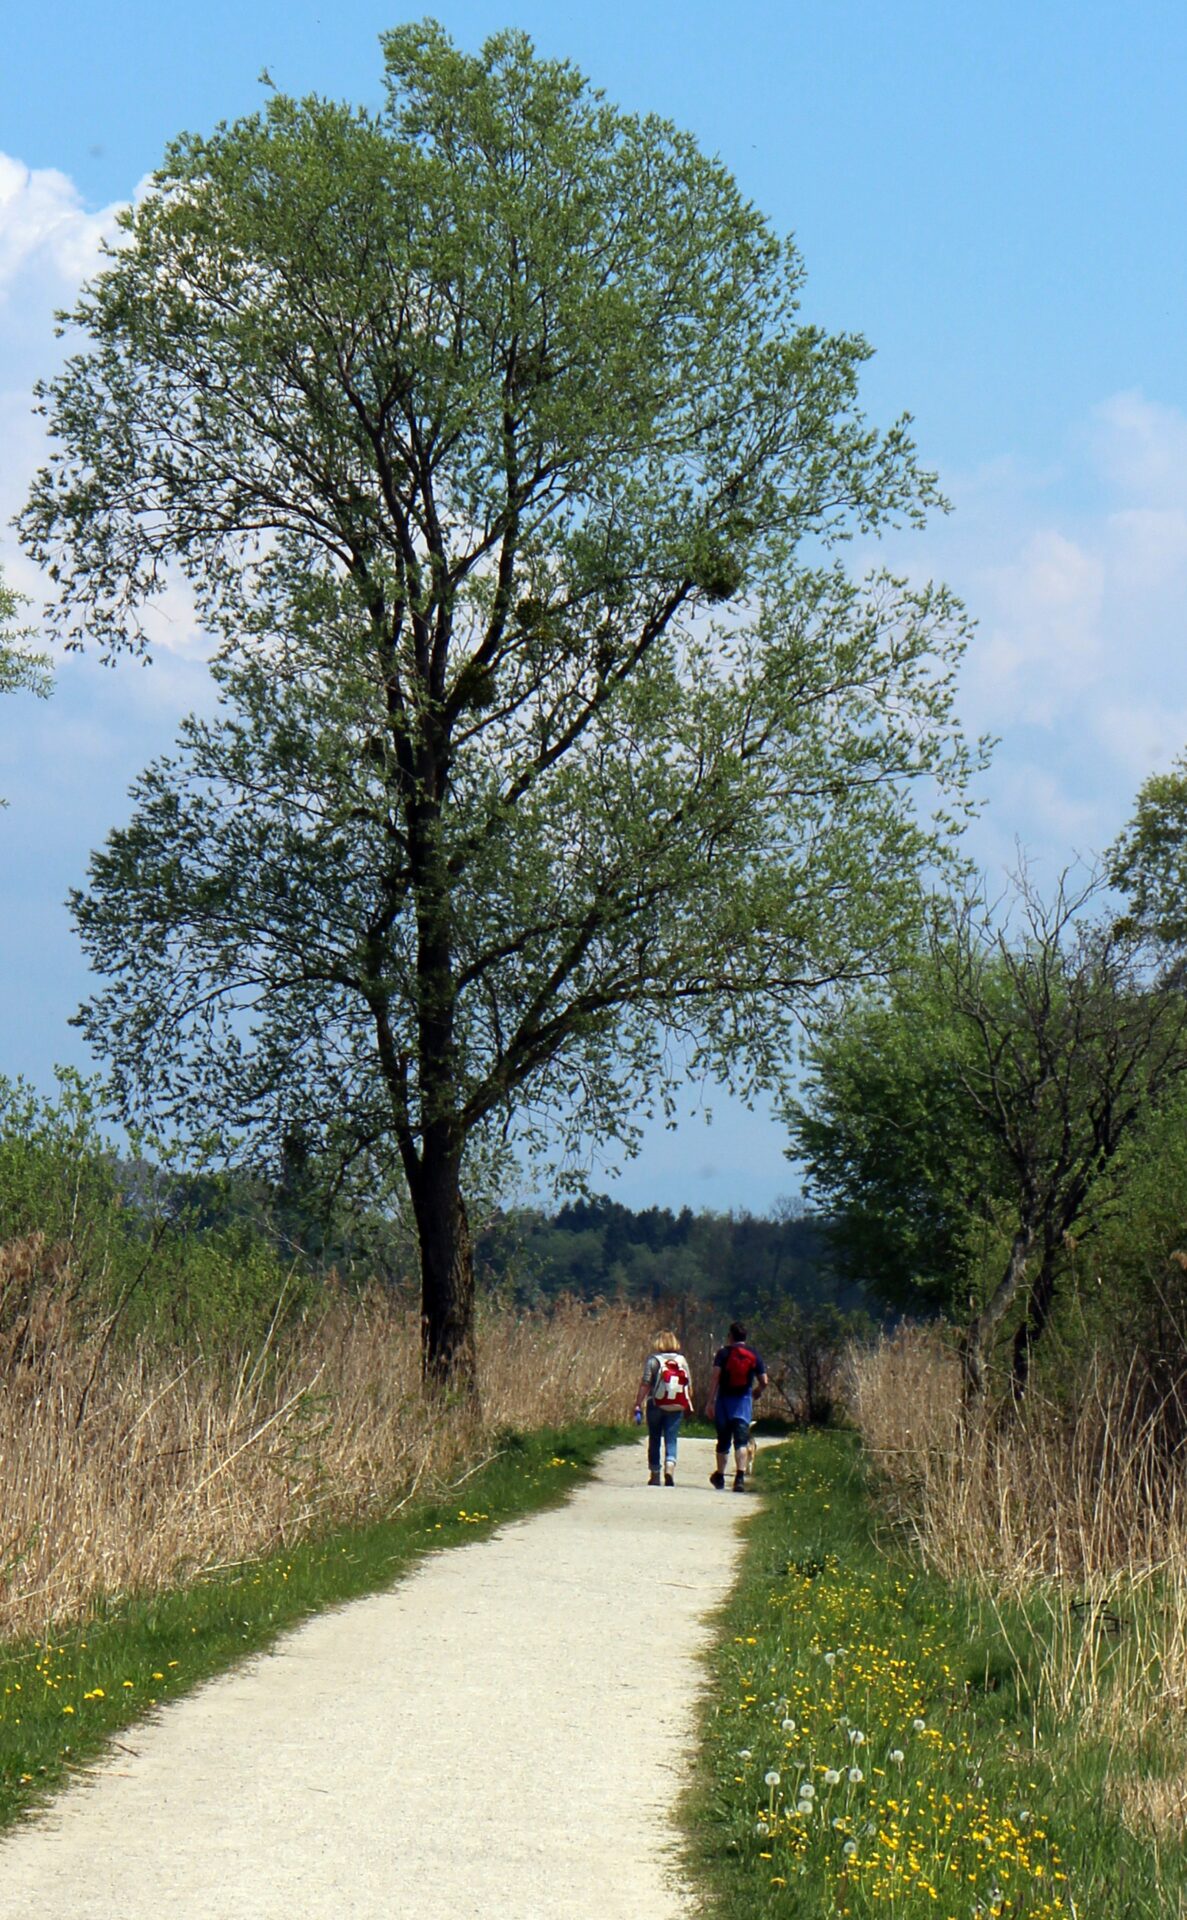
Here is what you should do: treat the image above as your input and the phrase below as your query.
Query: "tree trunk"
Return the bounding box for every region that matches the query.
[1010,1253,1058,1403]
[405,742,479,1398]
[410,1142,479,1400]
[961,1222,1034,1410]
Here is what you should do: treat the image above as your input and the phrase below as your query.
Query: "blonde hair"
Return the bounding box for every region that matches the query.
[653,1330,680,1352]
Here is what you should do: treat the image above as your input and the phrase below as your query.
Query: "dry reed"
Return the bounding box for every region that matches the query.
[851,1324,1187,1737]
[0,1250,652,1640]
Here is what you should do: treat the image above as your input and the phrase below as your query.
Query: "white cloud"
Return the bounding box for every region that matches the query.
[0,151,131,557]
[0,152,126,303]
[1089,390,1187,507]
[134,584,214,667]
[0,154,210,671]
[1105,507,1187,596]
[864,393,1187,876]
[1094,700,1187,785]
[992,764,1102,849]
[969,528,1105,726]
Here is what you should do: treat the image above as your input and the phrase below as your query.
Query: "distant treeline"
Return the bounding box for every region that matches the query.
[163,1162,874,1321]
[473,1194,878,1319]
[0,1073,886,1347]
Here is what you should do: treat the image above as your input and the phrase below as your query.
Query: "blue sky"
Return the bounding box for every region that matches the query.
[2,2,1186,1212]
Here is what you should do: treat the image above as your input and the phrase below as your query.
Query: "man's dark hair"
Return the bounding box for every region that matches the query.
[728,1320,747,1342]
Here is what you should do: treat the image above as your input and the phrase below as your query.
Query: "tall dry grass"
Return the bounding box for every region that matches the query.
[0,1243,652,1640]
[851,1325,1187,1740]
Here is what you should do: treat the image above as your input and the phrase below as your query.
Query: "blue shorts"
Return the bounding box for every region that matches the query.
[716,1413,750,1454]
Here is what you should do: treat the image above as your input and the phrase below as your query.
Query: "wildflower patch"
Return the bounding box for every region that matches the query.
[689,1432,1183,1919]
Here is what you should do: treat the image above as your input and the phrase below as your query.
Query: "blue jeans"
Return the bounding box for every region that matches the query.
[646,1403,683,1470]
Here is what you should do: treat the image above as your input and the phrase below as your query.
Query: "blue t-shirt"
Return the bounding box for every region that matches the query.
[714,1344,766,1421]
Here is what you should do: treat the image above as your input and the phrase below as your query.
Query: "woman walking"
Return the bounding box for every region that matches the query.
[633,1330,695,1486]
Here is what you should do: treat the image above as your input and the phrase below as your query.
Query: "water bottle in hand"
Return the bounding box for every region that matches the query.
[633,1406,643,1424]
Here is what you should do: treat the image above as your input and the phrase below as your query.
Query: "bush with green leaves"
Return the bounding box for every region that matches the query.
[792,872,1187,1404]
[760,1299,878,1425]
[0,1074,321,1351]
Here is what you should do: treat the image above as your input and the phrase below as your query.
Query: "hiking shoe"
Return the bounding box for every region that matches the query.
[648,1471,661,1486]
[709,1469,726,1489]
[732,1471,746,1493]
[664,1466,675,1487]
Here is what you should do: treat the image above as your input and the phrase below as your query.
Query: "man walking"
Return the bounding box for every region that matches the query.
[705,1321,768,1492]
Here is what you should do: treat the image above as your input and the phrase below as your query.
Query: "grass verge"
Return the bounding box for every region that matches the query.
[687,1429,1187,1919]
[0,1420,622,1835]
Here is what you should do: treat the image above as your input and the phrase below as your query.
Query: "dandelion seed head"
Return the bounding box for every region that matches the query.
[848,1766,864,1784]
[764,1770,781,1787]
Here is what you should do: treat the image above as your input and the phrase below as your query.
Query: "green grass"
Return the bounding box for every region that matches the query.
[686,1430,1187,1920]
[0,1421,623,1834]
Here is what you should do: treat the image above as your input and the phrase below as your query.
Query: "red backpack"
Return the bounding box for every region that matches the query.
[652,1352,692,1407]
[721,1343,758,1392]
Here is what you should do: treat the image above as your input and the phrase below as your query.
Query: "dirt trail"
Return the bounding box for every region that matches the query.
[3,1437,750,1919]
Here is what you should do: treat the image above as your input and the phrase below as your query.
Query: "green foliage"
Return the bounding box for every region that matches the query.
[0,569,49,700]
[0,567,50,805]
[1110,755,1187,949]
[788,962,1007,1313]
[759,1299,878,1423]
[0,1076,870,1352]
[474,1193,873,1319]
[792,874,1187,1402]
[1052,1081,1187,1414]
[20,26,978,1353]
[0,1071,121,1248]
[0,1074,321,1350]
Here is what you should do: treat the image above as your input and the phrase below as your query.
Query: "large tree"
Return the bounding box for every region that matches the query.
[21,25,976,1387]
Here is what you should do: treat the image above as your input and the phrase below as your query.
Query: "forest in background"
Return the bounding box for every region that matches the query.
[0,1071,879,1357]
[474,1193,876,1319]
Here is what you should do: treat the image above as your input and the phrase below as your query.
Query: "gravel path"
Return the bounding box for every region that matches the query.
[4,1436,750,1919]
